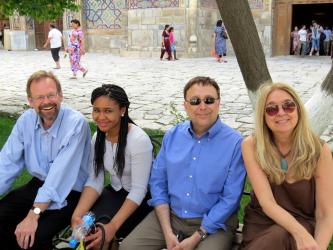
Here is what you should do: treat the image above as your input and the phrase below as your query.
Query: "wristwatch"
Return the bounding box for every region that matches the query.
[31,206,42,215]
[196,228,209,241]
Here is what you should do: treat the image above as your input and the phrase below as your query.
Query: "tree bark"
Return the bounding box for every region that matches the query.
[216,0,272,99]
[306,63,333,136]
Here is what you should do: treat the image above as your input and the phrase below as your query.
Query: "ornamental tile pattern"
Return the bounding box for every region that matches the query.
[128,0,179,9]
[83,0,126,29]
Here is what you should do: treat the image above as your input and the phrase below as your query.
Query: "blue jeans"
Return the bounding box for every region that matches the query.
[311,38,319,50]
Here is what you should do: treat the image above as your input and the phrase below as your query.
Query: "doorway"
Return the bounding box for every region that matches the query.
[291,3,333,55]
[292,3,333,29]
[34,18,63,50]
[273,0,333,56]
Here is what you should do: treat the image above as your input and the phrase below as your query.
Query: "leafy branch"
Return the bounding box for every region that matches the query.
[0,0,80,21]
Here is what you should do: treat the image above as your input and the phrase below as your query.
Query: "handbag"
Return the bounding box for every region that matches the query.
[221,31,228,39]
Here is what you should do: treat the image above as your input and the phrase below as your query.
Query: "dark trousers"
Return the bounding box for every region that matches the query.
[0,177,80,250]
[160,40,172,60]
[51,47,61,62]
[91,185,152,238]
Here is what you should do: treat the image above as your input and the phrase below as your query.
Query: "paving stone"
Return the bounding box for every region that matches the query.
[0,50,332,146]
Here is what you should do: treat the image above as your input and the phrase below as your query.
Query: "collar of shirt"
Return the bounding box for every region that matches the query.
[34,107,64,138]
[186,117,222,139]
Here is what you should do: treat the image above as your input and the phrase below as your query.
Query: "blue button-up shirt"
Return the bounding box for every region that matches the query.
[149,118,246,234]
[0,106,91,209]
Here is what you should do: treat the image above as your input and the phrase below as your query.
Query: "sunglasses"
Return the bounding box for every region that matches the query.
[186,97,219,106]
[265,100,296,116]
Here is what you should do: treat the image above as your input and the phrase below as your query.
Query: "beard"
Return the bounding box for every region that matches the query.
[38,103,60,125]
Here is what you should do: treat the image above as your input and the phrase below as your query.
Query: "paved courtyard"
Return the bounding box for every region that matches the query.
[0,50,332,144]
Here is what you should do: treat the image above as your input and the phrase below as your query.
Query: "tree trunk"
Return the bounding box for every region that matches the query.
[216,0,272,105]
[216,0,333,139]
[306,63,333,136]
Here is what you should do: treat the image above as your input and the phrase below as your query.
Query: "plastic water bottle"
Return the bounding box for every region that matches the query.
[68,211,95,248]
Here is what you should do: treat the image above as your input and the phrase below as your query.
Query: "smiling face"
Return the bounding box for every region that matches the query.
[92,96,126,135]
[184,83,220,136]
[28,77,63,128]
[264,89,298,136]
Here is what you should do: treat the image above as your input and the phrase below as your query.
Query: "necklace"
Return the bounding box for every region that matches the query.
[278,149,291,172]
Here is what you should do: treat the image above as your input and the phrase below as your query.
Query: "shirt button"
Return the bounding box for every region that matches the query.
[198,141,201,144]
[186,193,190,196]
[184,210,188,214]
[193,157,196,160]
[189,175,193,178]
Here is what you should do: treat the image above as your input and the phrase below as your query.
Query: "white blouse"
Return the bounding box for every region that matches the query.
[85,125,153,205]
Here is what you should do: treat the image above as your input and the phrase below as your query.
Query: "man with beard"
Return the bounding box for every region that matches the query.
[0,70,91,250]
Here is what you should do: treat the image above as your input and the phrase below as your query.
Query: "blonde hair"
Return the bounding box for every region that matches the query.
[254,83,322,184]
[26,70,62,97]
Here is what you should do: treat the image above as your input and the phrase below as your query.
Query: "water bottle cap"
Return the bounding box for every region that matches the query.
[68,239,78,248]
[83,214,95,226]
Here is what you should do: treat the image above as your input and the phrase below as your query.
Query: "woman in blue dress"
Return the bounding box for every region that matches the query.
[214,20,227,63]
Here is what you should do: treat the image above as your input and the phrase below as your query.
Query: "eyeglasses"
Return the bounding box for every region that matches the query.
[31,92,58,102]
[265,100,296,116]
[186,97,219,106]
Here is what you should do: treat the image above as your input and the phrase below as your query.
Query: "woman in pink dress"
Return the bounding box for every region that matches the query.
[67,19,88,79]
[290,26,300,55]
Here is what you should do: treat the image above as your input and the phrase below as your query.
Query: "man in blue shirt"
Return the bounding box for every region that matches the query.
[121,76,246,250]
[323,27,332,56]
[0,70,91,250]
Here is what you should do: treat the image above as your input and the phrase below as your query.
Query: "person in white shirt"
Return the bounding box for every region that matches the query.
[43,24,63,69]
[71,84,153,250]
[298,25,307,56]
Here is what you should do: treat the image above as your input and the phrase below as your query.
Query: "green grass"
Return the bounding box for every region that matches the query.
[0,113,332,249]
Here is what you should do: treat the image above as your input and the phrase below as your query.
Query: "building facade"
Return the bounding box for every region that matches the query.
[2,0,333,56]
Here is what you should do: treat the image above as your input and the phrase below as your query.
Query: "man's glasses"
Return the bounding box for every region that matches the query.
[31,92,58,103]
[186,97,219,106]
[265,100,296,116]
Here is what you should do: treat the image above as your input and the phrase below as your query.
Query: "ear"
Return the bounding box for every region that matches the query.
[28,97,33,107]
[120,106,126,115]
[58,91,64,101]
[183,101,189,113]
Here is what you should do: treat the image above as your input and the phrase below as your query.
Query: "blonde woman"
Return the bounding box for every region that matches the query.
[241,83,333,250]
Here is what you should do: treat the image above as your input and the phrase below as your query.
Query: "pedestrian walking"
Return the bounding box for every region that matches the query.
[66,19,88,79]
[160,24,172,61]
[168,26,179,60]
[214,20,227,63]
[43,24,63,69]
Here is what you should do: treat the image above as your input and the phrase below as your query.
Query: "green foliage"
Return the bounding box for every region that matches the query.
[0,112,16,148]
[0,0,79,21]
[169,101,188,125]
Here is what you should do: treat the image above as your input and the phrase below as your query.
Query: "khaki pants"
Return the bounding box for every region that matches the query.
[120,210,238,250]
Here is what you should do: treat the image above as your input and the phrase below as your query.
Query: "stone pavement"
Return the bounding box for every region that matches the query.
[0,50,332,144]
